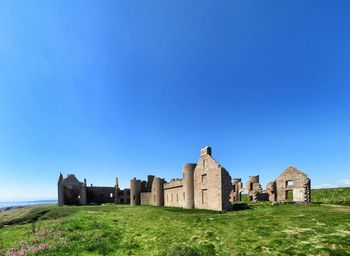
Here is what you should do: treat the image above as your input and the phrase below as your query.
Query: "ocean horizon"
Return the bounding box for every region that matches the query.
[0,200,57,209]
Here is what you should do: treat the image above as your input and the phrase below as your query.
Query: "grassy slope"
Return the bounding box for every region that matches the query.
[0,188,349,256]
[312,187,350,206]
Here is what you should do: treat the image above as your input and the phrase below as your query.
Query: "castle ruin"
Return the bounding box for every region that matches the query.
[57,173,130,205]
[130,146,232,211]
[231,166,311,203]
[58,146,311,210]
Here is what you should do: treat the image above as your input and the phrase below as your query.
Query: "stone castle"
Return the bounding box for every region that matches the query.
[58,146,311,211]
[58,174,130,205]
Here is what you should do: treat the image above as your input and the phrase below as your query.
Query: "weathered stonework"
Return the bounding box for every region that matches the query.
[272,166,311,203]
[266,181,276,202]
[58,149,312,209]
[230,178,243,202]
[246,175,264,201]
[193,147,232,211]
[131,146,233,211]
[164,179,184,208]
[58,173,130,206]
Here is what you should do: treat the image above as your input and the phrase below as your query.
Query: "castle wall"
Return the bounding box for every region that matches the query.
[116,189,130,204]
[164,179,184,208]
[140,192,153,205]
[221,167,234,210]
[86,187,115,204]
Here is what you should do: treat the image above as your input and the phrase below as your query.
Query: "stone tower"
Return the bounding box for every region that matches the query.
[183,163,196,209]
[79,178,87,205]
[130,177,142,206]
[57,173,64,205]
[152,177,164,206]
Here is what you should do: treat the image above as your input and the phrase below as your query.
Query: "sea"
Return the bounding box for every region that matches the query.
[0,200,57,210]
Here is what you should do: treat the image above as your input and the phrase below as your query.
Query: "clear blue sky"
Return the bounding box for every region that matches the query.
[0,1,349,201]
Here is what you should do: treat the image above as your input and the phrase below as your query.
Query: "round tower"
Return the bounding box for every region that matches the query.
[152,177,164,206]
[130,177,141,206]
[183,163,196,209]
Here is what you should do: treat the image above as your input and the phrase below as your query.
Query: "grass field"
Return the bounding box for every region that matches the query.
[0,188,349,255]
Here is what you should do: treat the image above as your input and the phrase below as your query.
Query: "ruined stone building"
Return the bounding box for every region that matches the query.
[230,166,311,203]
[58,147,311,209]
[130,175,165,206]
[130,146,233,211]
[58,173,130,205]
[267,166,311,203]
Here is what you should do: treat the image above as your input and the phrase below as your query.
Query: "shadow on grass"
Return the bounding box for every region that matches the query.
[231,203,250,211]
[154,206,223,214]
[141,204,251,214]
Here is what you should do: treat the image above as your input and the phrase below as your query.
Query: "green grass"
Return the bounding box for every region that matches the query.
[0,188,349,255]
[312,187,350,206]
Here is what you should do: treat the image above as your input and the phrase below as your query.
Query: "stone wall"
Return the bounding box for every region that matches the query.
[193,146,232,211]
[140,192,153,205]
[86,186,115,204]
[137,176,165,206]
[275,166,311,203]
[230,178,243,202]
[116,189,130,204]
[164,179,184,207]
[58,173,128,206]
[246,175,263,201]
[266,181,276,201]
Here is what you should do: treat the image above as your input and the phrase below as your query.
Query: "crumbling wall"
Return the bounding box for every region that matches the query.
[230,178,243,202]
[58,173,121,206]
[275,166,311,203]
[266,181,276,202]
[116,189,130,204]
[60,174,83,205]
[86,187,115,204]
[246,175,263,201]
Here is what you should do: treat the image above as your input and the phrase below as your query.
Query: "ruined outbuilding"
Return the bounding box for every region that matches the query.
[268,166,311,203]
[58,173,130,206]
[130,146,233,211]
[230,178,243,202]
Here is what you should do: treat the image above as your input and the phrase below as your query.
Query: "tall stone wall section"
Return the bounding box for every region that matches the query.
[164,179,184,208]
[193,146,232,211]
[140,192,152,205]
[230,178,243,202]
